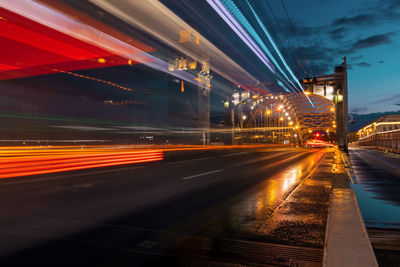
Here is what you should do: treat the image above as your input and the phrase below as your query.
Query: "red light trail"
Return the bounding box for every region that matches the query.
[0,146,163,179]
[0,144,285,179]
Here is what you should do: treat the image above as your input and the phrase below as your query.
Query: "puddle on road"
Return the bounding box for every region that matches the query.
[352,183,400,228]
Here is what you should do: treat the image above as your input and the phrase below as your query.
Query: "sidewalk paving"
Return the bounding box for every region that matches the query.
[323,150,378,267]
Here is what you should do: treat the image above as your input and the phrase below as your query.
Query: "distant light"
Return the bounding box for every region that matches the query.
[289,121,293,126]
[224,101,229,108]
[330,107,335,112]
[168,64,175,71]
[338,94,343,102]
[97,58,106,64]
[280,117,284,121]
[243,115,247,120]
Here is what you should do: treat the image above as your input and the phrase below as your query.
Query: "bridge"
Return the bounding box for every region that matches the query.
[223,92,337,145]
[0,1,395,266]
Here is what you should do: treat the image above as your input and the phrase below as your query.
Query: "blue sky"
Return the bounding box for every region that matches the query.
[265,0,400,114]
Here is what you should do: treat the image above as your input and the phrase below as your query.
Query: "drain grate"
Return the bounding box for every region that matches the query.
[164,236,323,266]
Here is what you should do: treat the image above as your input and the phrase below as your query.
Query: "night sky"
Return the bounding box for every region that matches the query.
[161,0,400,115]
[265,0,400,114]
[2,0,400,134]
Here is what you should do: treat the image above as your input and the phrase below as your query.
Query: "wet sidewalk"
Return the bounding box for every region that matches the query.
[347,147,400,266]
[147,148,379,266]
[323,150,378,267]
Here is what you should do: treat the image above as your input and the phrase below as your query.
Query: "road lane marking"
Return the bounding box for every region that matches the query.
[181,169,222,180]
[219,152,249,157]
[166,157,212,165]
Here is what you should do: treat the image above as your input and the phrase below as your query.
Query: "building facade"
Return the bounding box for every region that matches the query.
[358,114,400,138]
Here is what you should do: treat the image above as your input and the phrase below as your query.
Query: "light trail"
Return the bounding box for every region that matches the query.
[208,0,300,93]
[244,0,304,91]
[89,0,265,93]
[0,0,204,89]
[219,0,296,88]
[0,147,163,179]
[208,0,314,105]
[206,0,276,74]
[244,0,314,106]
[0,143,290,179]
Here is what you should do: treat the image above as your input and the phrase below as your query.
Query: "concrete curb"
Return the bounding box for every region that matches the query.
[323,150,378,267]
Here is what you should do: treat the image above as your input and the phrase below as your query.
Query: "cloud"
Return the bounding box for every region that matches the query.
[290,44,340,75]
[331,14,376,27]
[349,55,363,61]
[329,27,345,39]
[351,107,368,113]
[340,1,400,28]
[350,33,392,50]
[355,62,371,67]
[367,93,400,105]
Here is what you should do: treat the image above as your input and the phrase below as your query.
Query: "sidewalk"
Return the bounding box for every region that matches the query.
[259,148,378,266]
[323,150,378,267]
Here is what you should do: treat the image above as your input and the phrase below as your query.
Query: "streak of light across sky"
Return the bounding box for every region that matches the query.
[0,0,216,91]
[89,0,270,93]
[206,0,314,105]
[0,0,311,95]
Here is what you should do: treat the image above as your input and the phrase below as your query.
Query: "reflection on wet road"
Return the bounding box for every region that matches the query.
[349,148,400,228]
[0,146,332,266]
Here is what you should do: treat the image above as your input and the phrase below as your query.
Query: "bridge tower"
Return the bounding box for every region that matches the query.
[302,57,348,151]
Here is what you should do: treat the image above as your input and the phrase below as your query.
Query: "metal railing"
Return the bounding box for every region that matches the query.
[358,129,400,153]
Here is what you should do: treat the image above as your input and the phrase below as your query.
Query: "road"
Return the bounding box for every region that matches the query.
[0,146,328,266]
[348,147,400,265]
[349,147,400,228]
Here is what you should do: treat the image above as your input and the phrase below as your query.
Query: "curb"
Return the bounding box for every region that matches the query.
[323,150,378,267]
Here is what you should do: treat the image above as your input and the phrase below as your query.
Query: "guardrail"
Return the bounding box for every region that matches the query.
[359,129,400,153]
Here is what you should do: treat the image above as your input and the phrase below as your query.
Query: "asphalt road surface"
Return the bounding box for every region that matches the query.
[349,147,400,228]
[0,146,328,266]
[349,147,400,266]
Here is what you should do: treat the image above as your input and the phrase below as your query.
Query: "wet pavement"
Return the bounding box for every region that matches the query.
[0,146,339,266]
[150,149,339,266]
[348,148,400,228]
[348,147,400,266]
